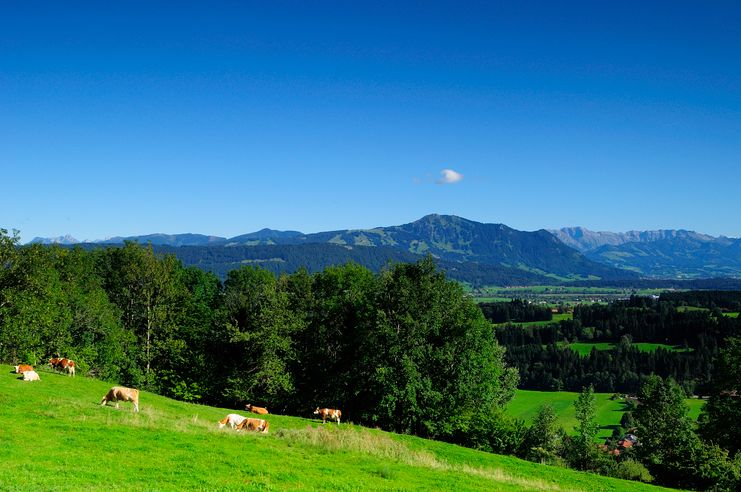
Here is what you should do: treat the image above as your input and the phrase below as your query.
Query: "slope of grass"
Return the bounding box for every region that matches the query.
[0,365,670,491]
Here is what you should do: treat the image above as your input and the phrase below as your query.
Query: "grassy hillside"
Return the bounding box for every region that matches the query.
[0,365,671,491]
[506,390,705,441]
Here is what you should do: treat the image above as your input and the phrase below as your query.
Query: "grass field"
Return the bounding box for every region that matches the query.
[493,313,573,327]
[506,390,627,440]
[0,365,672,491]
[506,390,706,442]
[566,342,692,356]
[725,312,739,318]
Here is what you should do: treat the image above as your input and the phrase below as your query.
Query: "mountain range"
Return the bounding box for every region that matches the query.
[28,215,741,283]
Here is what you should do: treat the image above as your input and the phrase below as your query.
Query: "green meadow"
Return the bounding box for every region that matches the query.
[493,313,573,327]
[566,342,692,356]
[0,365,672,491]
[506,390,705,441]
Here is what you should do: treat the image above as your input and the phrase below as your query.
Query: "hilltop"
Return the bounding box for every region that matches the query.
[0,365,668,491]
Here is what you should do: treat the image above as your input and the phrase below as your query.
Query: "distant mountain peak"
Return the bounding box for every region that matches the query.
[28,234,79,245]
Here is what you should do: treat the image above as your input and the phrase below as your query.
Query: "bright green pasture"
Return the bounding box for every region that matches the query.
[676,306,709,313]
[506,390,706,441]
[725,311,739,318]
[567,342,691,356]
[0,365,669,491]
[493,313,573,327]
[506,390,627,440]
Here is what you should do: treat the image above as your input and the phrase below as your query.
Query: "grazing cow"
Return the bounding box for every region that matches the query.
[49,358,63,371]
[100,386,140,412]
[236,417,269,433]
[14,364,33,374]
[218,413,247,429]
[22,370,40,381]
[314,407,341,425]
[245,403,269,415]
[60,359,76,377]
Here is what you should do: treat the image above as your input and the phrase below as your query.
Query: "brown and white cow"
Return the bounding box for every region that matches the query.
[61,359,76,377]
[314,407,341,425]
[14,364,33,374]
[100,386,139,412]
[218,413,248,429]
[49,357,76,376]
[22,370,41,381]
[245,403,269,415]
[235,417,269,433]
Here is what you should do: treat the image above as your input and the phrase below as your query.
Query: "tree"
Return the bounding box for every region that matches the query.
[363,258,516,438]
[522,404,564,464]
[569,385,598,470]
[217,266,302,409]
[700,336,741,454]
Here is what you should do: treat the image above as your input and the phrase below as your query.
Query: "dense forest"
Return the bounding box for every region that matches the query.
[3,229,741,489]
[488,296,741,394]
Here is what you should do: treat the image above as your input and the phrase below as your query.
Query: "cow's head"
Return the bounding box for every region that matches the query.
[313,408,320,415]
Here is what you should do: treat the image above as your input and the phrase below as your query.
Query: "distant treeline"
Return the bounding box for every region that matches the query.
[479,299,553,323]
[567,278,741,290]
[659,290,741,311]
[71,242,560,286]
[493,295,741,394]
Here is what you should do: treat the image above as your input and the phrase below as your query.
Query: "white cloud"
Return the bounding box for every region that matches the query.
[436,168,464,184]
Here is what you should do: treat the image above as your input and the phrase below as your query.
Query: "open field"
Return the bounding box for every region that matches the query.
[0,364,670,491]
[506,390,705,441]
[725,312,739,318]
[506,390,628,440]
[492,313,573,327]
[566,343,692,356]
[472,286,669,305]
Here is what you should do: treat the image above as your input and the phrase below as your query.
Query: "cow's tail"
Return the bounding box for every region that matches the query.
[262,421,270,434]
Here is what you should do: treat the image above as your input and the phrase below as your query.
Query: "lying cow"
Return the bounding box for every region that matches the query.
[245,403,269,415]
[22,370,40,381]
[218,413,247,429]
[314,407,341,425]
[236,417,269,433]
[14,364,33,374]
[100,386,139,412]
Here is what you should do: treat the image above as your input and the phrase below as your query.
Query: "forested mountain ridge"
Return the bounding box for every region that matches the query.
[33,214,636,283]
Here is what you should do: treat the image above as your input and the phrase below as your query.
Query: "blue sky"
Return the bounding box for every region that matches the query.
[2,1,740,242]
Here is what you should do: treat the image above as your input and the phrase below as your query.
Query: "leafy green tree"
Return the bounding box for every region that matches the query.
[218,266,302,409]
[569,385,598,470]
[97,243,180,387]
[522,404,565,464]
[700,337,741,454]
[363,258,515,438]
[292,263,376,416]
